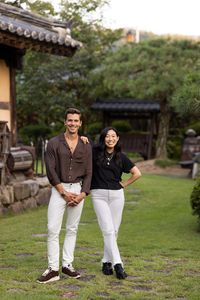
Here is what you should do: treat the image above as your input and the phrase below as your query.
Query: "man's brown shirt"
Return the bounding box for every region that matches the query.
[45,133,92,195]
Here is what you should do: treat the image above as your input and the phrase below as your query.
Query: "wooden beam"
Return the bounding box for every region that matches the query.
[10,67,17,146]
[0,31,75,57]
[0,101,10,109]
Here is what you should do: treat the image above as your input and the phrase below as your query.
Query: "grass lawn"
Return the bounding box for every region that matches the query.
[0,173,199,300]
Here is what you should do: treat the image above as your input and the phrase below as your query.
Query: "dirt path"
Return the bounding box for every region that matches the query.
[136,159,190,178]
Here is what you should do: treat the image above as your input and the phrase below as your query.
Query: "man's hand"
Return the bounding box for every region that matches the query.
[80,136,89,144]
[67,192,86,207]
[62,191,78,203]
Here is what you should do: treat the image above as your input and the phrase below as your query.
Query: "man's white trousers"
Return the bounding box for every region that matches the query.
[47,182,84,271]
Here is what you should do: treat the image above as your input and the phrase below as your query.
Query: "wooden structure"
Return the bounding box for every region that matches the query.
[91,98,160,159]
[7,147,33,172]
[0,121,10,184]
[0,2,81,146]
[0,2,81,186]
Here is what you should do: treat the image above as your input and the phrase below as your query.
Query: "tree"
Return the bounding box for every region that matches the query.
[172,70,200,117]
[2,0,55,15]
[16,0,122,138]
[50,0,122,128]
[91,38,200,159]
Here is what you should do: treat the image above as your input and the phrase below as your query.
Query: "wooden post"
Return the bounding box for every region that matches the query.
[0,121,10,185]
[10,67,17,146]
[147,113,155,159]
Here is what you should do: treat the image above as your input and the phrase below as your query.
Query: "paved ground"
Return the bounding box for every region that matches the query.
[136,159,191,178]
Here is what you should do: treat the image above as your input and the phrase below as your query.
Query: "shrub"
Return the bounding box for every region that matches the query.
[19,123,51,145]
[187,121,200,135]
[167,139,182,160]
[87,122,102,135]
[155,159,178,168]
[111,120,132,133]
[190,177,200,223]
[126,152,143,162]
[87,122,102,141]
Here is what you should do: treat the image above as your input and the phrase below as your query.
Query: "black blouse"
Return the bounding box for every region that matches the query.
[90,149,134,190]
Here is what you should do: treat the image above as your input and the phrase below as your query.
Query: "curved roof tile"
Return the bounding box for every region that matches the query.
[0,2,82,57]
[91,99,160,112]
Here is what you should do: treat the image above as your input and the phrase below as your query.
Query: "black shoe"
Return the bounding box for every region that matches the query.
[102,262,113,275]
[114,264,127,279]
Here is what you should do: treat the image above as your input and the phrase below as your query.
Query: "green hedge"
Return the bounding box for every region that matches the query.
[111,120,132,133]
[19,123,51,145]
[190,177,200,224]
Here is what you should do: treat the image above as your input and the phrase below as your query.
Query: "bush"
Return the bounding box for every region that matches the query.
[190,177,200,223]
[111,120,132,133]
[155,159,178,168]
[87,122,102,136]
[19,123,51,145]
[87,122,102,141]
[126,152,144,162]
[167,139,182,160]
[187,121,200,135]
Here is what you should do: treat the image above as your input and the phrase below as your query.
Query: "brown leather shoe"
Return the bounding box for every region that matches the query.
[37,267,60,284]
[62,264,80,278]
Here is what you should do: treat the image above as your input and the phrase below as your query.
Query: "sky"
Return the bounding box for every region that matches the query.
[51,0,200,37]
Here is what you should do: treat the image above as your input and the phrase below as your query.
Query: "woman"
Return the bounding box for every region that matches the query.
[90,127,142,280]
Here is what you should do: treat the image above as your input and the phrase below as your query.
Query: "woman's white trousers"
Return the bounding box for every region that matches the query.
[91,188,124,266]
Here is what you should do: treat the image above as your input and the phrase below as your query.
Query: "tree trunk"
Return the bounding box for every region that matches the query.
[156,102,171,159]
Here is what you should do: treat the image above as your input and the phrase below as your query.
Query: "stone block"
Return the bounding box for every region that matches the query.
[0,185,14,204]
[35,176,50,188]
[22,197,38,210]
[9,201,24,214]
[23,179,39,197]
[0,203,8,215]
[35,187,51,206]
[13,182,30,201]
[10,172,26,182]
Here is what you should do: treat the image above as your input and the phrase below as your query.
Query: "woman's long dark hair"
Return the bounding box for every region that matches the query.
[94,127,122,167]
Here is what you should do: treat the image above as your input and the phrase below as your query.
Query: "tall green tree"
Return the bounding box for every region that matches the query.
[16,0,121,137]
[172,70,200,117]
[49,0,121,127]
[2,0,55,15]
[91,39,200,159]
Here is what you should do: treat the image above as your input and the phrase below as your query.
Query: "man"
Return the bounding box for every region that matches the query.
[37,108,92,284]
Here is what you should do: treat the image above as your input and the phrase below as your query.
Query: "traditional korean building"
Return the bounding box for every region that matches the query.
[92,98,160,159]
[0,2,81,196]
[0,2,81,145]
[0,2,81,213]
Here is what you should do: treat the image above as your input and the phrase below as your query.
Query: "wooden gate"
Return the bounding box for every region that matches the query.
[120,133,154,159]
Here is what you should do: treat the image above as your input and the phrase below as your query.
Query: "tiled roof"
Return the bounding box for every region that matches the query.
[91,99,160,112]
[0,2,82,57]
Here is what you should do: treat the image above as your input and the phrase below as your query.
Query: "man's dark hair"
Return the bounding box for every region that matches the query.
[64,108,82,120]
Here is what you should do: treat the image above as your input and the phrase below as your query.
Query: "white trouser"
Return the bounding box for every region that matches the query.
[91,189,125,266]
[47,182,84,271]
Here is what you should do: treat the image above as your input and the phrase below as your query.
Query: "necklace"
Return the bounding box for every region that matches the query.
[105,152,114,165]
[65,133,78,153]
